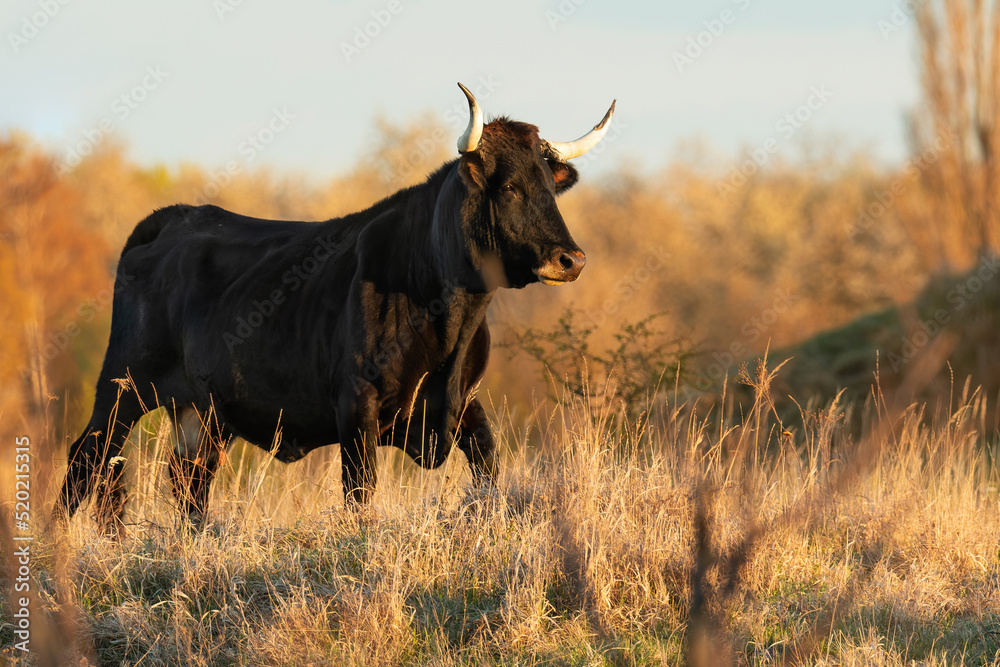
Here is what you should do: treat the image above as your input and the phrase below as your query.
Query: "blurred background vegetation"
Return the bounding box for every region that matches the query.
[4,0,1000,454]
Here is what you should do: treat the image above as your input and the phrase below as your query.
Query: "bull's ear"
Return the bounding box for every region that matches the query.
[547,159,579,194]
[459,153,487,191]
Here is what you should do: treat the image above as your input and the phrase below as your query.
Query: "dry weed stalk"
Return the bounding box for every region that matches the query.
[912,0,1000,267]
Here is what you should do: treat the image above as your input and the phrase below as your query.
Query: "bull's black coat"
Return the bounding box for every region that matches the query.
[56,118,589,532]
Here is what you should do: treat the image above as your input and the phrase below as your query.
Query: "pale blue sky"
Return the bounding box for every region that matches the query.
[1,0,919,179]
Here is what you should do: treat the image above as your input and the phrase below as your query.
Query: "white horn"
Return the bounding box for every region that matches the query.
[456,82,484,154]
[544,100,616,161]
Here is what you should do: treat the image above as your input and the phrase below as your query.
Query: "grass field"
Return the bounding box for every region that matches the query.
[3,366,1000,666]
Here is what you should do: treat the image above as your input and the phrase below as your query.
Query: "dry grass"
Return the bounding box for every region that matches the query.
[1,368,999,666]
[5,4,1000,661]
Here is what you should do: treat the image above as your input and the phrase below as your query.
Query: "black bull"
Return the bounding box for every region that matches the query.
[53,85,616,533]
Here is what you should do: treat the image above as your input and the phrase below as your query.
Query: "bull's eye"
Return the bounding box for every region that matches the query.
[500,184,519,198]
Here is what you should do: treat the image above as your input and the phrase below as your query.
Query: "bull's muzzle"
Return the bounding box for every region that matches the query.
[536,249,586,285]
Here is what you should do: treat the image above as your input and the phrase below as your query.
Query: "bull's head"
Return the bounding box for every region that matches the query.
[455,83,615,289]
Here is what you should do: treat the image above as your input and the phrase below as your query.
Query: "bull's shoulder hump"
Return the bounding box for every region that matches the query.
[353,207,413,272]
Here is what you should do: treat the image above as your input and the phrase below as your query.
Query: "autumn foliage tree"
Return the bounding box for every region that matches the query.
[0,134,112,443]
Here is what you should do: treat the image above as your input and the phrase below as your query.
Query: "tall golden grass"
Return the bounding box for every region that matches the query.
[2,367,998,665]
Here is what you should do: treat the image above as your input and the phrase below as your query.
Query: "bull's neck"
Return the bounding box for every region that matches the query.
[332,160,492,312]
[410,161,492,306]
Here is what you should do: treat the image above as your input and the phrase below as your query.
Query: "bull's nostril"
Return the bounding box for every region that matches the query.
[541,250,586,283]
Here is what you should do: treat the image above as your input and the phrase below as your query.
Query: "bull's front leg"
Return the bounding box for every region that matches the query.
[340,384,379,506]
[457,398,497,485]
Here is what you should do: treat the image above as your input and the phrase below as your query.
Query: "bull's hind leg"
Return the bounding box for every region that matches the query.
[56,377,150,537]
[167,406,230,529]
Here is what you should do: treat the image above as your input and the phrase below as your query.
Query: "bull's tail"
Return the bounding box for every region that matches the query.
[119,204,193,259]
